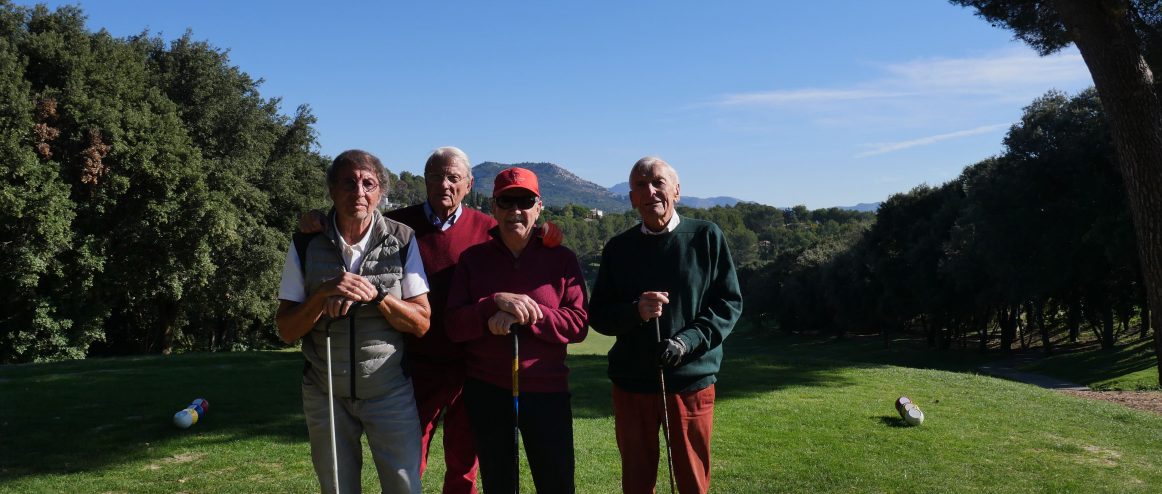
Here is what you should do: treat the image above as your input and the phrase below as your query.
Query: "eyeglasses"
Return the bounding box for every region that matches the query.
[495,195,539,210]
[336,178,380,193]
[425,173,466,185]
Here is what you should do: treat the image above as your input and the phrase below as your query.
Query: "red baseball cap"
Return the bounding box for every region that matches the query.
[493,167,540,197]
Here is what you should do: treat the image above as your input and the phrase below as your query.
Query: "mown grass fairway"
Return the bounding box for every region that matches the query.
[2,331,1161,493]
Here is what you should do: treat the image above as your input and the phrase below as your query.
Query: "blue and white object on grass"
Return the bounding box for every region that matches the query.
[173,398,210,429]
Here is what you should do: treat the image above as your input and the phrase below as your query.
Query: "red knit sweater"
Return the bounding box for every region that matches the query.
[446,233,588,392]
[387,204,496,361]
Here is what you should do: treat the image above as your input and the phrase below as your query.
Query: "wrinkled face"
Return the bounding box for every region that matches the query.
[491,192,541,242]
[629,166,680,226]
[424,159,472,213]
[329,165,382,225]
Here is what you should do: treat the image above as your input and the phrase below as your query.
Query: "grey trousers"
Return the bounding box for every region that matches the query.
[302,374,422,494]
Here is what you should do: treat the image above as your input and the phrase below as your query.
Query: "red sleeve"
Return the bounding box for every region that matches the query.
[445,251,491,343]
[529,249,589,344]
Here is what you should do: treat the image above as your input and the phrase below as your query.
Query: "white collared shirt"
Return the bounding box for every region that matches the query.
[277,221,429,303]
[641,212,681,235]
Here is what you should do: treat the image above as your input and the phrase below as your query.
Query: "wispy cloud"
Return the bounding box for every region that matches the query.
[883,52,1087,94]
[855,123,1010,158]
[716,50,1090,108]
[719,88,905,106]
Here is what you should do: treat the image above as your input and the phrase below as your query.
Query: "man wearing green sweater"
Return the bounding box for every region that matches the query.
[590,156,743,494]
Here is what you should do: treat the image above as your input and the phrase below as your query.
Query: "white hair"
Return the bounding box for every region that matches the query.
[629,156,680,184]
[425,146,472,175]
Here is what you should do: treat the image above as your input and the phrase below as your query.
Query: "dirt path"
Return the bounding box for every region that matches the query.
[978,355,1162,415]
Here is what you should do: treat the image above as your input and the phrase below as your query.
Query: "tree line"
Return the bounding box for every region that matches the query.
[2,2,1156,378]
[948,0,1162,387]
[1,3,327,362]
[743,89,1150,357]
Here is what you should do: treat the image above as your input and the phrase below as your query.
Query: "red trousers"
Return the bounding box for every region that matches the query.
[412,358,479,494]
[612,383,715,494]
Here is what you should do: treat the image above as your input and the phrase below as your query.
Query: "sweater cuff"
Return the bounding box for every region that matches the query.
[673,331,697,352]
[476,296,500,322]
[627,299,646,325]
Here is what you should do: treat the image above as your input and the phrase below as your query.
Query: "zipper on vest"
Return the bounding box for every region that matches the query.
[350,308,358,400]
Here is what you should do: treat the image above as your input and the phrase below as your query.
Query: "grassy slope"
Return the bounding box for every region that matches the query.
[1019,338,1161,390]
[2,332,1161,493]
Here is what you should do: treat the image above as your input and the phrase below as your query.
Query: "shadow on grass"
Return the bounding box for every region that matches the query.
[876,416,910,428]
[0,351,309,481]
[571,330,983,419]
[569,333,869,419]
[1023,338,1159,388]
[0,329,995,482]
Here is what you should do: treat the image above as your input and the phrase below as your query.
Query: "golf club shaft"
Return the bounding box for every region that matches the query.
[326,329,340,494]
[656,318,678,494]
[512,324,524,493]
[326,301,360,494]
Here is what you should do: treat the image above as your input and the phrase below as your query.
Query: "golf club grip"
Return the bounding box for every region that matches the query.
[512,333,520,399]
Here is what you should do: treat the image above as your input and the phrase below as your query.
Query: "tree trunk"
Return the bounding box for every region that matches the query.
[1053,0,1162,384]
[999,306,1018,353]
[977,312,989,353]
[1155,307,1162,386]
[1102,306,1116,350]
[1068,302,1081,343]
[1017,304,1026,350]
[1119,304,1131,338]
[1028,300,1053,355]
[1141,304,1151,340]
[148,300,178,355]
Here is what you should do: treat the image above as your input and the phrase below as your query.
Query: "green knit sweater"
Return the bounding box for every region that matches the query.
[590,217,743,393]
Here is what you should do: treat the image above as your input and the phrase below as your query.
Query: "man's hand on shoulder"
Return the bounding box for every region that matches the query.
[539,221,563,247]
[299,209,327,234]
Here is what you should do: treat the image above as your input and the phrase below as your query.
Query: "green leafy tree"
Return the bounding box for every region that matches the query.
[0,3,328,360]
[952,0,1162,385]
[0,15,84,362]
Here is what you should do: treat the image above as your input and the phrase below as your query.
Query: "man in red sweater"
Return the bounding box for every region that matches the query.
[445,167,588,494]
[386,147,495,494]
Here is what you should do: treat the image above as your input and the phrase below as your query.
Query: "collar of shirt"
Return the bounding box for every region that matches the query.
[641,212,681,235]
[334,218,374,273]
[423,201,462,231]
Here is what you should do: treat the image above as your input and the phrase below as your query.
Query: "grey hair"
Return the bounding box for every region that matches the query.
[326,149,391,209]
[425,146,472,176]
[629,156,680,184]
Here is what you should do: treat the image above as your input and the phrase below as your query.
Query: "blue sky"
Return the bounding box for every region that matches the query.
[30,1,1094,208]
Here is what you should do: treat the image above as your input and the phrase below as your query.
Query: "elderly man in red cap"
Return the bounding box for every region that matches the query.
[446,166,588,494]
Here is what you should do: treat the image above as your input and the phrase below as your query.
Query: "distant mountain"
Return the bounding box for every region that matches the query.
[607,182,742,209]
[473,162,630,212]
[470,165,878,214]
[680,196,742,208]
[839,202,881,213]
